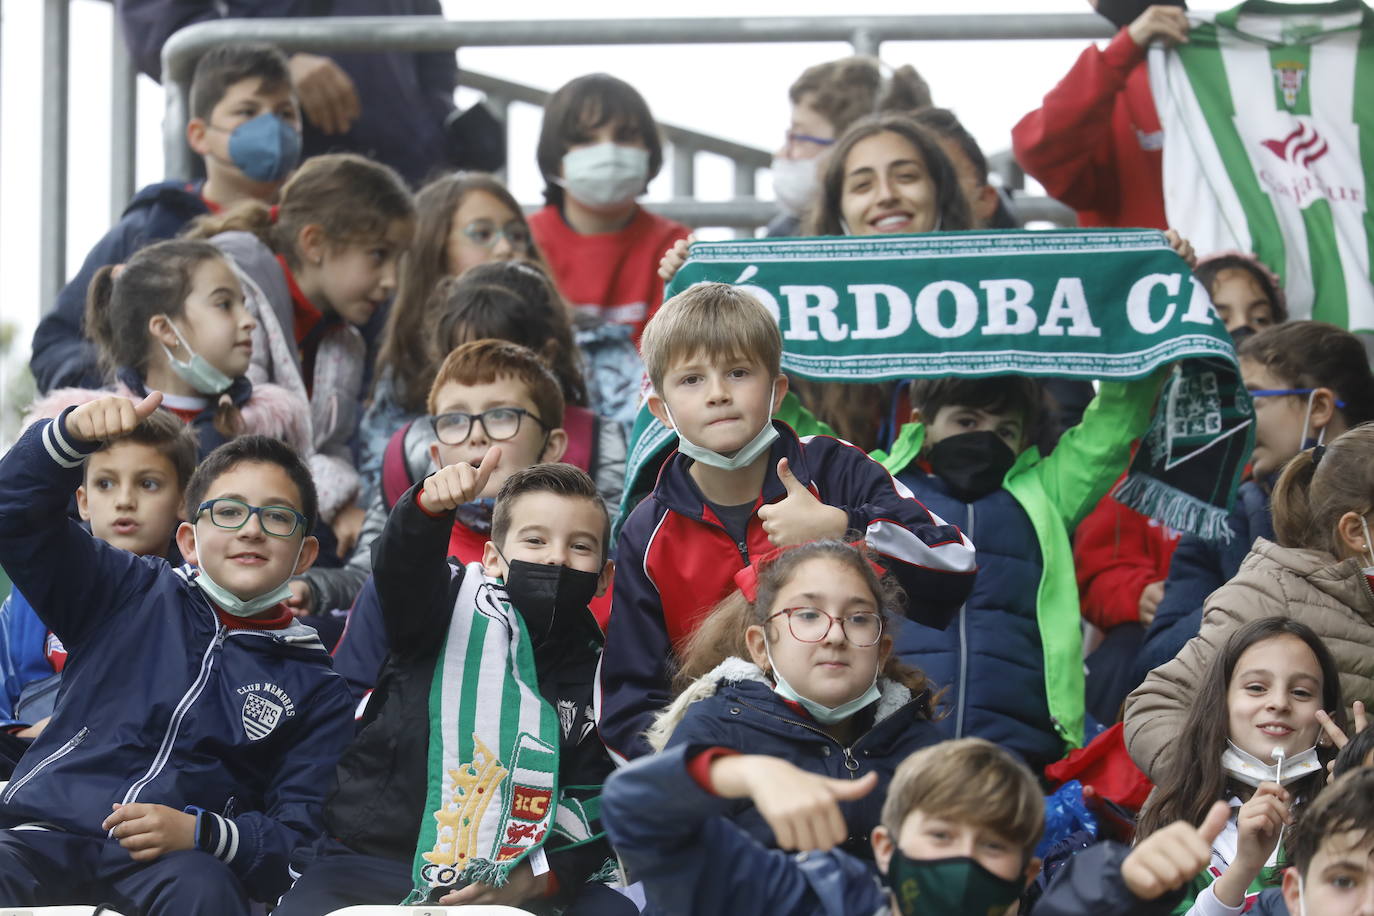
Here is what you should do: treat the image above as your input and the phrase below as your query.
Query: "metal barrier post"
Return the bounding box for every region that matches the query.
[40,0,70,314]
[111,14,138,224]
[733,161,758,238]
[672,146,696,199]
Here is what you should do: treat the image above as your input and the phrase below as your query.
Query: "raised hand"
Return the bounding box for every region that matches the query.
[1122,800,1229,900]
[418,446,501,515]
[709,754,878,852]
[757,458,849,547]
[1164,229,1197,268]
[657,236,694,283]
[1316,700,1368,750]
[288,53,360,136]
[1128,5,1191,48]
[65,392,163,444]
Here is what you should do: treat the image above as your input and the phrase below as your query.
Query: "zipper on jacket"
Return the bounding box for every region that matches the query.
[3,726,89,804]
[954,503,974,739]
[121,624,227,806]
[736,696,864,777]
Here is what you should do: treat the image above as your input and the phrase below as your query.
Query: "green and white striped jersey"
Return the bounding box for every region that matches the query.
[1148,0,1374,334]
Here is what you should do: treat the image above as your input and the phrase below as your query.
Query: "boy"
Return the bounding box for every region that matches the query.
[877,369,1161,772]
[602,736,1044,916]
[598,282,977,762]
[276,354,617,914]
[30,43,301,393]
[0,394,355,912]
[324,338,576,701]
[0,408,196,771]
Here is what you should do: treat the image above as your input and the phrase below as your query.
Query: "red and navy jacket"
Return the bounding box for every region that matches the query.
[596,421,977,762]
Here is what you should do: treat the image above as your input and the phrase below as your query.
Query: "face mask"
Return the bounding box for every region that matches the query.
[926,431,1016,503]
[160,319,235,395]
[1229,325,1257,347]
[500,556,601,647]
[1360,517,1374,596]
[1297,872,1308,916]
[1298,389,1328,452]
[885,852,1024,916]
[662,383,780,471]
[558,143,649,210]
[1095,0,1185,30]
[214,112,302,184]
[765,640,881,726]
[771,155,821,218]
[191,530,303,618]
[1221,741,1322,787]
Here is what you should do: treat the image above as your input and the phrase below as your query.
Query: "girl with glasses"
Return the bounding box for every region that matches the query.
[644,539,943,860]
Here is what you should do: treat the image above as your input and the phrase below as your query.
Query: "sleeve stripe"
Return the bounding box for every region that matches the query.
[865,518,977,574]
[223,815,239,863]
[41,422,84,469]
[211,813,229,859]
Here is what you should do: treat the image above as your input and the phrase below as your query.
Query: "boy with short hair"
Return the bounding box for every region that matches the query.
[0,394,355,913]
[0,408,197,768]
[602,736,1044,916]
[276,348,618,914]
[877,368,1162,771]
[30,42,301,393]
[598,282,977,762]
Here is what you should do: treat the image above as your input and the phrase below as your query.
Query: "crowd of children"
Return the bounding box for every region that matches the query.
[5,6,1374,913]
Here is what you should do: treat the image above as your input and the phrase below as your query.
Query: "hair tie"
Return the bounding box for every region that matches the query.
[1312,444,1326,467]
[268,204,280,224]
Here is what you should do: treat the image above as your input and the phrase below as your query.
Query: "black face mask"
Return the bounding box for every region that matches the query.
[1228,324,1257,347]
[502,558,601,648]
[1095,0,1185,30]
[927,431,1017,503]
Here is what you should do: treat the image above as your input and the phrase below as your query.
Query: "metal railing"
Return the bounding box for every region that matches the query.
[36,10,1113,313]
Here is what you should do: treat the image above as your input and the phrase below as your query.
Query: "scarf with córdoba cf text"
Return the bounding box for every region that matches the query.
[631,229,1254,541]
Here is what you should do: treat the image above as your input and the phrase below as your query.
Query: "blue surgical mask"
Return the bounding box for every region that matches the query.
[214,112,302,184]
[661,382,780,471]
[765,640,881,725]
[160,319,235,395]
[191,530,304,618]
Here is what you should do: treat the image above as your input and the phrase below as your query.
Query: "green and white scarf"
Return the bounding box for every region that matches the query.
[1148,0,1374,332]
[406,562,604,902]
[636,229,1254,540]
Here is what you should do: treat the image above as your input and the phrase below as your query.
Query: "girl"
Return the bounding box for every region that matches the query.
[1127,423,1374,785]
[1194,251,1288,344]
[647,539,944,858]
[294,261,628,620]
[26,239,309,459]
[186,152,415,554]
[530,72,690,343]
[1134,617,1345,914]
[1133,321,1374,680]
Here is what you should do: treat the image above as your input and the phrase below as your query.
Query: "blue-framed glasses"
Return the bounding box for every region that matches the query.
[195,498,307,538]
[1249,388,1347,408]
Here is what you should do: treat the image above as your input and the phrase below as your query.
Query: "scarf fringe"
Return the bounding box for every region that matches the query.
[1113,473,1234,543]
[586,856,623,885]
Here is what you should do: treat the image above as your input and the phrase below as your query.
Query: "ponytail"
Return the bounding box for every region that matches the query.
[84,264,120,376]
[212,392,245,441]
[184,200,276,248]
[1271,447,1320,550]
[1271,424,1374,556]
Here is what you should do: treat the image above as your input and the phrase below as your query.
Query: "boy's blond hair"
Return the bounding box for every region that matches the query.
[881,737,1044,860]
[641,283,782,394]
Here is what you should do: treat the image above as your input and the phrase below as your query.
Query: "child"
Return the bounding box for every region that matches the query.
[27,239,311,461]
[767,56,932,236]
[597,282,976,762]
[1136,618,1343,912]
[275,462,618,914]
[648,540,945,859]
[1278,767,1374,916]
[30,43,299,394]
[1193,252,1288,344]
[1127,424,1374,782]
[187,152,416,554]
[881,365,1162,771]
[0,396,355,911]
[910,107,1012,229]
[1134,322,1374,686]
[529,73,690,342]
[603,735,1043,916]
[0,408,196,774]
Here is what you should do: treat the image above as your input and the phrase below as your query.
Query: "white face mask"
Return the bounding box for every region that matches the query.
[764,639,881,726]
[1299,389,1326,452]
[661,382,779,471]
[770,155,821,219]
[191,529,303,618]
[558,143,649,210]
[1221,740,1322,787]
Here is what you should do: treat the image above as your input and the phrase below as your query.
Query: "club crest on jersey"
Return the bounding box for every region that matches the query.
[236,682,295,740]
[1273,60,1307,108]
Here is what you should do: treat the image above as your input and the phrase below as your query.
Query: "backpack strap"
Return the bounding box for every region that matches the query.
[562,406,595,472]
[381,419,417,511]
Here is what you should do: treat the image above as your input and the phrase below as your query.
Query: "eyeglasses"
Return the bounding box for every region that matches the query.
[783,131,836,156]
[766,607,884,647]
[460,219,531,252]
[430,407,546,446]
[1248,388,1347,408]
[196,498,307,539]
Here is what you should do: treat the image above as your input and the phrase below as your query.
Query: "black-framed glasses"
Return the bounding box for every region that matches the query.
[195,498,307,539]
[461,219,532,252]
[766,607,884,647]
[430,407,546,446]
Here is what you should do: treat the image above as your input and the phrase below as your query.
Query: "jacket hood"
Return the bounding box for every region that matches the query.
[645,656,913,752]
[1247,538,1374,623]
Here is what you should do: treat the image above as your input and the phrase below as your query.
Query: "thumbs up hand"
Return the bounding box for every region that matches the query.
[756,458,848,548]
[1121,801,1230,901]
[65,392,164,444]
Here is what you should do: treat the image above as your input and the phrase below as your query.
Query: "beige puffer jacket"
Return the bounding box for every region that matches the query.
[1124,537,1374,781]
